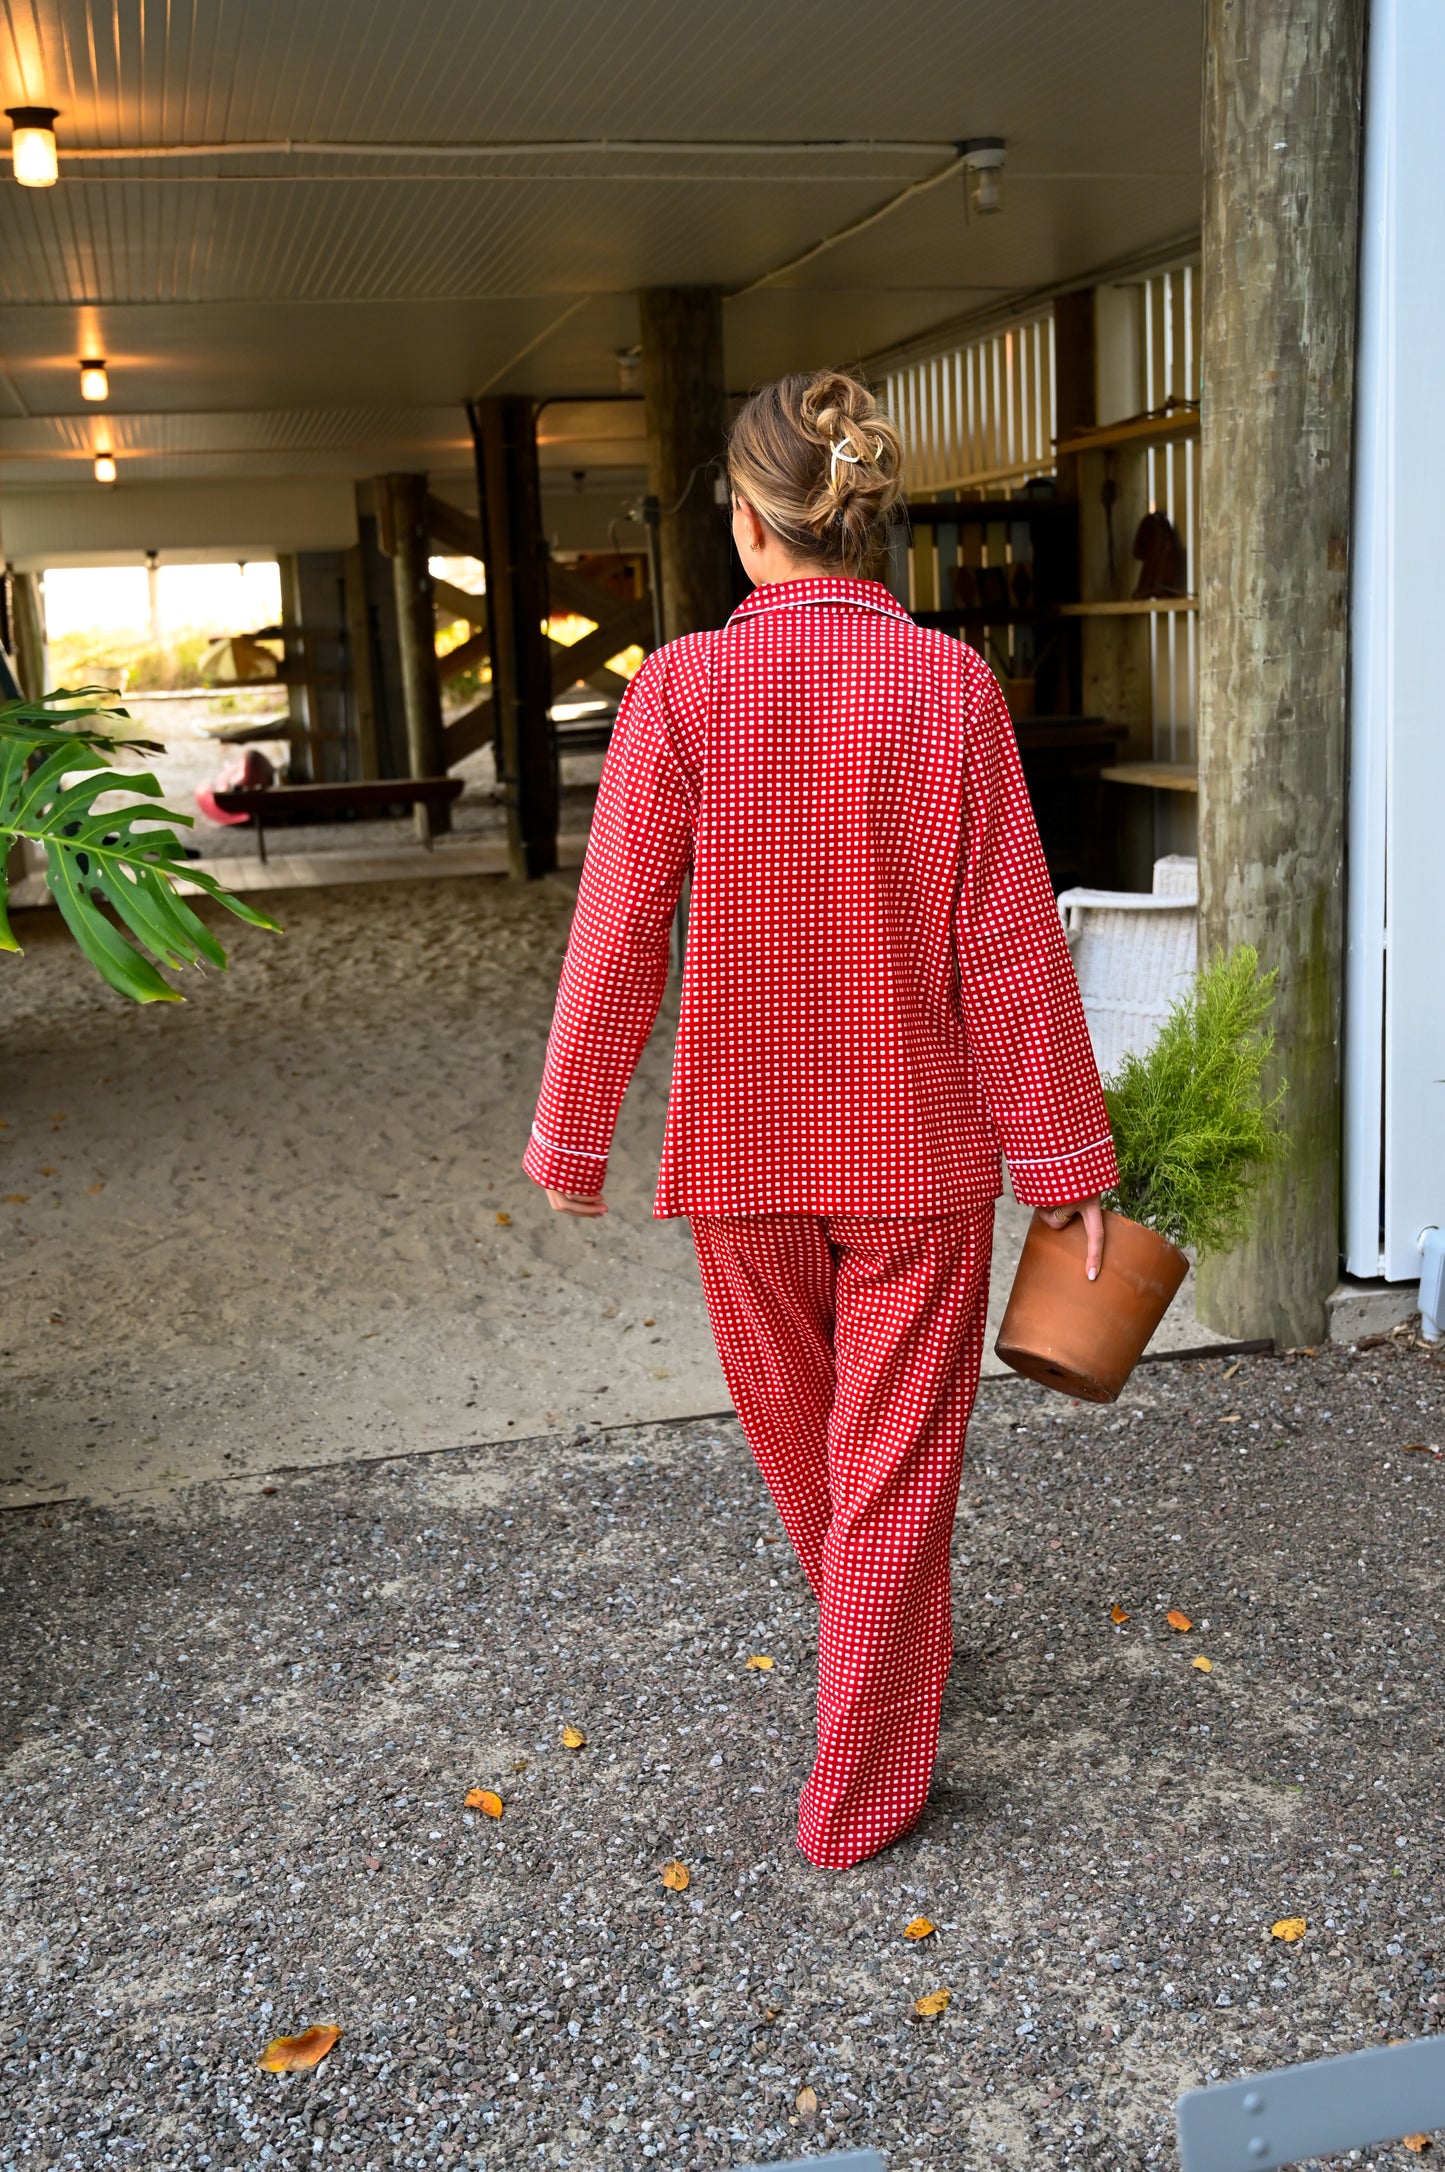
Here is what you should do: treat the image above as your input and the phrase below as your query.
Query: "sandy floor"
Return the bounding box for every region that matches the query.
[3,754,1206,1513]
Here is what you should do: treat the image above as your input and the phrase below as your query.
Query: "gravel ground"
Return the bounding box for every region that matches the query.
[4,1333,1444,2171]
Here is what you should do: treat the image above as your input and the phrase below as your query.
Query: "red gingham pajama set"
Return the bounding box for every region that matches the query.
[523,575,1117,1870]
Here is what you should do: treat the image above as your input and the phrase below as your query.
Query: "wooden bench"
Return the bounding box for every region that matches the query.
[210,777,464,862]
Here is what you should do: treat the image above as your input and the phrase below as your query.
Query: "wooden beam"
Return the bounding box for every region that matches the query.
[638,287,734,639]
[549,597,652,696]
[379,473,450,836]
[1195,0,1366,1344]
[433,577,488,627]
[442,693,494,768]
[438,627,490,684]
[426,494,486,561]
[469,398,557,881]
[343,544,381,780]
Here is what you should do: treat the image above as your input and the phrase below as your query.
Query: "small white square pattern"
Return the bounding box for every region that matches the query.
[522,575,1119,1215]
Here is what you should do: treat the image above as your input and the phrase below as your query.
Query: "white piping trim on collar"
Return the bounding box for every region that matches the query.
[729,594,911,626]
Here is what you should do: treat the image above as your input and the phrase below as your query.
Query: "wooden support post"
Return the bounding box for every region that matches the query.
[637,287,733,640]
[378,472,450,837]
[467,398,557,882]
[343,543,381,781]
[1195,0,1367,1345]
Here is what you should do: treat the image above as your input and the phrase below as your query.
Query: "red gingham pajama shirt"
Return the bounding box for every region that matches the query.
[523,575,1117,1870]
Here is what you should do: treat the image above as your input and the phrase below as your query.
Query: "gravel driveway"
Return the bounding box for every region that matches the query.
[3,1334,1443,2171]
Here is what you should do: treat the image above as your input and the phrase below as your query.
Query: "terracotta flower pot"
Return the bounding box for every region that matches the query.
[994,1208,1189,1403]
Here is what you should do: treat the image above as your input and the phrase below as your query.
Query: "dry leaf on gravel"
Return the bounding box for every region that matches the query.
[86,1183,105,1193]
[1270,1917,1307,1942]
[561,1725,586,1749]
[661,1860,690,1890]
[3,1194,29,1204]
[796,2086,818,2115]
[1111,1604,1130,1624]
[512,1758,528,1773]
[1192,1656,1214,1673]
[465,1788,503,1818]
[903,1917,936,1940]
[257,2025,342,2072]
[1219,1413,1242,1424]
[745,1654,774,1671]
[914,1988,951,2017]
[1402,2137,1430,2153]
[495,1211,512,1225]
[1166,1610,1194,1632]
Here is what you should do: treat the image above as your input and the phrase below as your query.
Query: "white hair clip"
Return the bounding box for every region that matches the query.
[829,433,885,489]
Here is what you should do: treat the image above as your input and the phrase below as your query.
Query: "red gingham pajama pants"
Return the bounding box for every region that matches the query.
[687,1203,995,1871]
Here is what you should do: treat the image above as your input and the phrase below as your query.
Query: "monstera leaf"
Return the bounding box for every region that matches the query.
[1,687,281,1003]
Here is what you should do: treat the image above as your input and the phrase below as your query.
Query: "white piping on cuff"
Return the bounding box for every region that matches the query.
[530,1120,605,1161]
[1008,1135,1116,1167]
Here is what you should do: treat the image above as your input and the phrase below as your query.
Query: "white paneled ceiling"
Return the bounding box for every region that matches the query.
[0,0,1202,516]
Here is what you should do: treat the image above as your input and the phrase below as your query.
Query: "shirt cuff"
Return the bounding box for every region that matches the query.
[522,1126,609,1196]
[1006,1134,1120,1209]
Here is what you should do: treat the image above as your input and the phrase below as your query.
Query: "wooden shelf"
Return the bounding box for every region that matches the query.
[1054,407,1200,456]
[913,605,1062,629]
[1100,761,1199,793]
[1058,596,1198,617]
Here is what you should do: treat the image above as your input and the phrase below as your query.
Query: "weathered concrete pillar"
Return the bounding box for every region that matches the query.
[1195,0,1367,1344]
[637,287,733,640]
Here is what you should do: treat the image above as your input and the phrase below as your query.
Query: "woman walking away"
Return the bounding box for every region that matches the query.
[523,368,1117,1872]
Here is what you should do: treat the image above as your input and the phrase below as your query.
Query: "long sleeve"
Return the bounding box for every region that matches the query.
[522,652,695,1196]
[951,667,1120,1208]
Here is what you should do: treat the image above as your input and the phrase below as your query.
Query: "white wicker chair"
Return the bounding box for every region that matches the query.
[1055,856,1199,1083]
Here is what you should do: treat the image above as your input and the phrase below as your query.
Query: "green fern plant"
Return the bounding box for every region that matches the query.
[1,686,281,1003]
[1101,943,1291,1255]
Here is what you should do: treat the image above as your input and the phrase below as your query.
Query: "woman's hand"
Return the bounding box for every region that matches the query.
[545,1188,608,1217]
[1037,1196,1105,1280]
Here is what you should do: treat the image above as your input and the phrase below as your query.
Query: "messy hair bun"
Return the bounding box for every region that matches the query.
[726,369,904,576]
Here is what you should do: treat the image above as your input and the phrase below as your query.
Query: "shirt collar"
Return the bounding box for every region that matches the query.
[725,575,913,627]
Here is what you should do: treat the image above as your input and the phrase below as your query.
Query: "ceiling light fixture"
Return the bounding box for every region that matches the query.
[94,452,117,484]
[615,345,643,395]
[960,137,1006,216]
[80,357,109,401]
[6,105,60,188]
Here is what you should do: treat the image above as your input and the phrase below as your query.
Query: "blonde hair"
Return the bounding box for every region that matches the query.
[725,369,905,576]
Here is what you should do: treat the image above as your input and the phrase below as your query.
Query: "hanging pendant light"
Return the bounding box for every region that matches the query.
[80,358,109,401]
[6,106,60,188]
[94,453,117,484]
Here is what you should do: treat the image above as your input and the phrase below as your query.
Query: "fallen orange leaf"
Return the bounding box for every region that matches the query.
[662,1860,690,1891]
[1401,1444,1432,1454]
[914,1988,951,2017]
[561,1725,586,1749]
[1166,1610,1193,1632]
[257,2024,342,2073]
[1192,1655,1214,1673]
[796,2085,818,2115]
[1111,1604,1130,1624]
[1403,2137,1430,2153]
[3,1194,29,1204]
[38,1166,56,1176]
[642,1317,655,1326]
[903,1917,935,1941]
[495,1211,512,1225]
[1271,1917,1307,1942]
[745,1654,775,1671]
[86,1183,105,1194]
[465,1788,503,1818]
